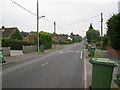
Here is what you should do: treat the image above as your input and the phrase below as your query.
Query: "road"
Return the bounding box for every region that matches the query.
[2,43,84,88]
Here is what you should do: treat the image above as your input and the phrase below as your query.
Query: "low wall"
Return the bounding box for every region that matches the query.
[3,47,10,56]
[23,45,37,53]
[106,46,120,58]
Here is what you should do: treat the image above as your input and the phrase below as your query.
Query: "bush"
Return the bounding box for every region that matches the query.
[39,32,52,49]
[2,39,31,50]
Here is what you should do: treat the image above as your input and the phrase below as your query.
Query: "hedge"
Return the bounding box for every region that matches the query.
[39,32,52,49]
[2,39,31,50]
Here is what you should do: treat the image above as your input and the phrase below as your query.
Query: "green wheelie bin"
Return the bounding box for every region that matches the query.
[85,44,88,49]
[0,48,4,63]
[114,74,120,87]
[40,45,44,52]
[89,58,117,88]
[88,45,92,51]
[89,46,96,57]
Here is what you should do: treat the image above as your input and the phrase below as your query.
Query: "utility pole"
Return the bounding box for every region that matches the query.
[37,0,39,52]
[54,21,56,47]
[101,13,103,50]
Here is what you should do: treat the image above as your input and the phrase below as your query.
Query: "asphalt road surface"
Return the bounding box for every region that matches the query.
[2,43,84,88]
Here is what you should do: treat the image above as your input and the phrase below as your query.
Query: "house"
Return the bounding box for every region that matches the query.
[1,26,23,40]
[52,33,68,41]
[2,26,19,38]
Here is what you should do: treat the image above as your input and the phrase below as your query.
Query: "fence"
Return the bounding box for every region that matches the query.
[23,45,37,53]
[106,46,120,58]
[3,47,10,56]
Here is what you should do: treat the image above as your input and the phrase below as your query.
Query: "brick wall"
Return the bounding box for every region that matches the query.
[106,46,120,58]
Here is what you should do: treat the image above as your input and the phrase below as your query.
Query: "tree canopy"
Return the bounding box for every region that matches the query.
[21,31,29,37]
[89,23,93,29]
[70,32,82,43]
[86,29,100,43]
[107,13,120,50]
[10,28,23,40]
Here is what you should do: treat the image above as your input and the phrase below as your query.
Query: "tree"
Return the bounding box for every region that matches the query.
[103,35,108,47]
[89,23,93,29]
[86,29,100,43]
[21,31,29,37]
[107,13,120,50]
[10,28,23,40]
[70,32,82,43]
[70,32,74,38]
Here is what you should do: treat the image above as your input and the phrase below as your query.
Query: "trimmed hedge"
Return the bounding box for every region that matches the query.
[2,39,31,50]
[39,32,52,49]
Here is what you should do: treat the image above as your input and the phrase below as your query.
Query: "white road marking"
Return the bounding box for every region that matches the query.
[80,50,83,59]
[76,51,80,53]
[84,53,87,88]
[41,62,49,67]
[60,52,64,54]
[64,50,69,53]
[70,51,73,52]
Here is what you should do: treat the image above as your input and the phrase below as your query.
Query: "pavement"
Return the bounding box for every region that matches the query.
[2,43,84,88]
[84,48,119,89]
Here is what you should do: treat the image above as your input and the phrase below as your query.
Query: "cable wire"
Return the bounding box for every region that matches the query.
[10,0,37,16]
[62,14,100,27]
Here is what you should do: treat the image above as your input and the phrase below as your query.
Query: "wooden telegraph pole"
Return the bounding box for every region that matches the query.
[54,21,56,47]
[101,13,103,50]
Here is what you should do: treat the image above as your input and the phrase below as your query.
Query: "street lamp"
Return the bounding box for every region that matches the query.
[37,0,45,52]
[39,16,45,19]
[37,15,45,52]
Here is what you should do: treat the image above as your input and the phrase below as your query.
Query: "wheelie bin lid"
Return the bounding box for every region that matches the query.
[89,58,117,67]
[91,46,95,49]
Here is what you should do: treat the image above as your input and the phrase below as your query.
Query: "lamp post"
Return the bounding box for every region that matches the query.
[37,0,45,52]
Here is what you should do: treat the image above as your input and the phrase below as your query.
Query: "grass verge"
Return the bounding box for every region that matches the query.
[38,47,63,54]
[86,50,103,58]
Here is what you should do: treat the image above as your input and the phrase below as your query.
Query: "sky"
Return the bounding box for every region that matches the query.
[0,0,119,37]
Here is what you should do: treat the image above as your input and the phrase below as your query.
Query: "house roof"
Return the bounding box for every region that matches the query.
[2,27,18,37]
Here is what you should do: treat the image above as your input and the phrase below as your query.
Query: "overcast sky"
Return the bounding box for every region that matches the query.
[0,0,119,36]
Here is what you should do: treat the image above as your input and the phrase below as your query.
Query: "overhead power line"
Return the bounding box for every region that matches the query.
[10,0,55,24]
[10,0,54,24]
[10,0,37,16]
[62,14,100,27]
[9,0,101,29]
[43,18,53,23]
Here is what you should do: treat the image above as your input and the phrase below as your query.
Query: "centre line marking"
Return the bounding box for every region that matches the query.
[41,62,49,67]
